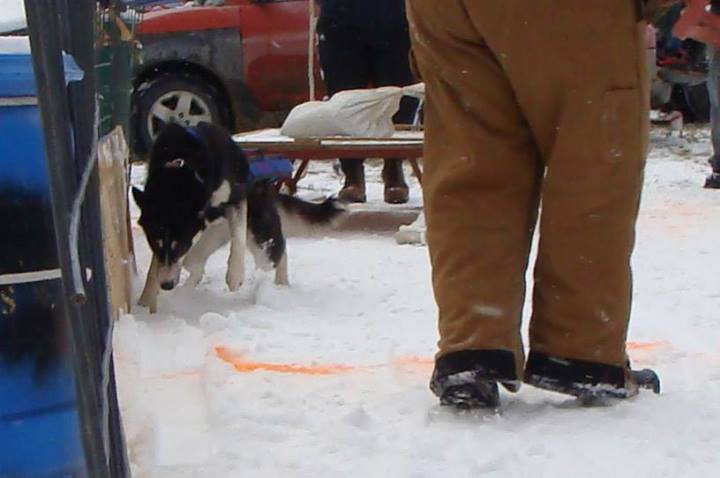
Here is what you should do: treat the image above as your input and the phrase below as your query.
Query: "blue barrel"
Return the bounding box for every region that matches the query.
[0,40,86,477]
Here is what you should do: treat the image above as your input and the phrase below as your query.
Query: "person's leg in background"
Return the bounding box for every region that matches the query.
[408,0,543,408]
[317,22,371,202]
[380,97,416,204]
[705,47,720,188]
[369,27,418,204]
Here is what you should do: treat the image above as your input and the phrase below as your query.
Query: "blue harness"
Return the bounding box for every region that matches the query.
[246,152,294,184]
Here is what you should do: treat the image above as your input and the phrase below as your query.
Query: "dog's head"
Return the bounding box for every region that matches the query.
[133,123,210,290]
[132,185,205,290]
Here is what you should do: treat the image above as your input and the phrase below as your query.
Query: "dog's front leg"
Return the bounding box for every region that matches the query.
[274,252,289,286]
[138,255,160,314]
[183,221,230,289]
[225,202,247,292]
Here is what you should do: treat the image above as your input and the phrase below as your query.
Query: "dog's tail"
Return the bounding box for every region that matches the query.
[276,194,347,235]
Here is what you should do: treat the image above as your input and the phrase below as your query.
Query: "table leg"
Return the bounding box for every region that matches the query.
[409,158,423,185]
[290,159,310,195]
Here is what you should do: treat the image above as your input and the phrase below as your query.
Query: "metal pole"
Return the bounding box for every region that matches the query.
[60,2,130,475]
[308,0,317,100]
[23,1,108,476]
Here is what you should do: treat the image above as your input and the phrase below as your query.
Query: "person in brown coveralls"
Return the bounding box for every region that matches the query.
[407,0,665,408]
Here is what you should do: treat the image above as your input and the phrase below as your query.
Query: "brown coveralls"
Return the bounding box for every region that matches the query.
[407,0,649,382]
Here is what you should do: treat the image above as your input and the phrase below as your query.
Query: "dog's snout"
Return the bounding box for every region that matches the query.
[157,262,181,292]
[160,281,176,291]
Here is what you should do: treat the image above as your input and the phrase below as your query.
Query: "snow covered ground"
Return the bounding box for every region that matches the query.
[115,128,720,478]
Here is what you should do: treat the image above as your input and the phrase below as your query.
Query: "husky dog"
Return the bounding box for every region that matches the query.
[132,122,345,313]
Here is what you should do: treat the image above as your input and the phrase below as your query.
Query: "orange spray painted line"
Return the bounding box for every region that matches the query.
[215,347,356,376]
[213,342,671,377]
[627,340,670,351]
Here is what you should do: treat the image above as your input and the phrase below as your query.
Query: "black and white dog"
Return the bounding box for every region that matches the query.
[132,122,345,313]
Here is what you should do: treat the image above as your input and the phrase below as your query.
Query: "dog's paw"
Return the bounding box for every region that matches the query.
[226,269,244,292]
[181,273,203,291]
[274,271,289,286]
[274,254,289,286]
[138,295,158,314]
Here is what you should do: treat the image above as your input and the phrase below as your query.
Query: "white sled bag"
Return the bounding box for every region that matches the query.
[280,86,406,138]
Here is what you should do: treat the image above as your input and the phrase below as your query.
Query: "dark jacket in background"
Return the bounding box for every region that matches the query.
[316,0,415,98]
[317,0,408,32]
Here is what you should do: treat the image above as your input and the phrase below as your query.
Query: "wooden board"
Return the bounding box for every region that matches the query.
[233,128,423,149]
[98,126,133,316]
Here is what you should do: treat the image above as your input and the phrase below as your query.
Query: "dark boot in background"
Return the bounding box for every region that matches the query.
[705,173,720,189]
[705,157,720,189]
[382,158,409,204]
[339,159,367,203]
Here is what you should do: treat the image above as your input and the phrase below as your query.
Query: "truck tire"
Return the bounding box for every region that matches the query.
[135,74,225,152]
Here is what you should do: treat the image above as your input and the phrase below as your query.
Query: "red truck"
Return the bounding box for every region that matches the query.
[132,0,320,153]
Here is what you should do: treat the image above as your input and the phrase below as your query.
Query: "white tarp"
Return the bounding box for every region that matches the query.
[0,0,26,34]
[280,84,425,139]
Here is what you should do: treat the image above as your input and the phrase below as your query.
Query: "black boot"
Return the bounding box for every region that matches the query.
[430,350,520,409]
[431,368,500,409]
[709,156,720,172]
[382,159,409,204]
[705,157,720,189]
[338,159,366,203]
[524,351,661,404]
[705,173,720,189]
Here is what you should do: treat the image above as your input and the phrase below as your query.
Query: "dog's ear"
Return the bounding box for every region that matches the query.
[132,187,145,208]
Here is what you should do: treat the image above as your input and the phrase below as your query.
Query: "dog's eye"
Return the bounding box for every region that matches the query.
[170,241,178,251]
[165,158,185,169]
[155,239,163,249]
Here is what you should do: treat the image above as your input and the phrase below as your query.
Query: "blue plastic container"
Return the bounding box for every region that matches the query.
[0,40,87,477]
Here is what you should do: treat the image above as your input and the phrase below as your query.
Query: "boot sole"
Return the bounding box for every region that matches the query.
[437,382,500,410]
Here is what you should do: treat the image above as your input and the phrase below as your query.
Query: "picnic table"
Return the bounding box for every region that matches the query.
[233,128,424,193]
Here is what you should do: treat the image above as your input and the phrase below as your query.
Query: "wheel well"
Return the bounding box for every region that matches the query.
[134,61,235,129]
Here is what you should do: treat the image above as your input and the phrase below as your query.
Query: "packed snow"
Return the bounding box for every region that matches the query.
[115,128,720,477]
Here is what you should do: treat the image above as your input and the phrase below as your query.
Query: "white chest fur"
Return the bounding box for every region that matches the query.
[210,180,231,207]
